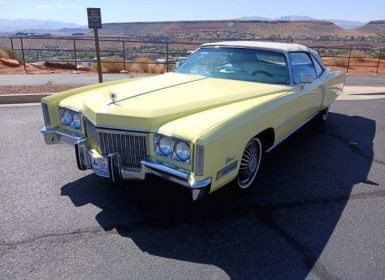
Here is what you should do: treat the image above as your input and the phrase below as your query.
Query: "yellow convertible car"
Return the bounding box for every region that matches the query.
[41,41,345,200]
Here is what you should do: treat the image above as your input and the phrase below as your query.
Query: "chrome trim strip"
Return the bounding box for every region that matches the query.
[266,112,319,153]
[82,113,149,133]
[97,128,147,137]
[108,77,207,105]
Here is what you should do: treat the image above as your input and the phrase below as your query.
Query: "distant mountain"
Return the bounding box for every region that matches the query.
[358,20,385,34]
[101,20,346,38]
[236,15,366,29]
[328,20,366,29]
[0,18,82,32]
[236,16,269,21]
[278,16,314,21]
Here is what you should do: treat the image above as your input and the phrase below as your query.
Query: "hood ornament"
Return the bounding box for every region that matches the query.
[110,91,117,103]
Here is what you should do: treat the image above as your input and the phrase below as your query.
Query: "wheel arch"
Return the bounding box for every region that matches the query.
[254,127,275,152]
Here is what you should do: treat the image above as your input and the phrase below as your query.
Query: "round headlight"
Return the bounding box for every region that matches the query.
[175,141,190,161]
[159,136,173,156]
[61,110,73,126]
[70,113,81,129]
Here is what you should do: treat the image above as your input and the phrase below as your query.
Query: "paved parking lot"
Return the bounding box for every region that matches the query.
[1,94,385,279]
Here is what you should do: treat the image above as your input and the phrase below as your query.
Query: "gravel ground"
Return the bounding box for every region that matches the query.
[0,85,78,94]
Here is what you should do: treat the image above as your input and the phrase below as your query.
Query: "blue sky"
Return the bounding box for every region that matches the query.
[0,0,384,24]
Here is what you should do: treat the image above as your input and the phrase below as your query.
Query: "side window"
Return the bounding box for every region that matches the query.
[289,52,316,84]
[311,55,324,77]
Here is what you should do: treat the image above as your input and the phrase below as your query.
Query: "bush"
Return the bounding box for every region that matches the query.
[129,57,165,74]
[350,50,367,63]
[102,60,125,73]
[373,51,385,59]
[0,48,17,59]
[331,57,348,67]
[92,59,124,73]
[92,57,166,74]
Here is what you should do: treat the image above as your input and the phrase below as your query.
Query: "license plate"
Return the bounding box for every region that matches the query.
[91,157,109,178]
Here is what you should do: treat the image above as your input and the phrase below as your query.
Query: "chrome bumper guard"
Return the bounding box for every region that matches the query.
[42,127,211,199]
[42,127,83,145]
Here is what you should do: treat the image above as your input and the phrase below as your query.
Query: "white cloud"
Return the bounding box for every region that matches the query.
[37,4,54,9]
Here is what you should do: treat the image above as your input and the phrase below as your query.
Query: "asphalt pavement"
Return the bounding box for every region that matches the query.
[0,73,385,87]
[1,97,385,279]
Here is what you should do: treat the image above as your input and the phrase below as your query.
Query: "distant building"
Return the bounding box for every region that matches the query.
[71,33,86,36]
[32,33,51,38]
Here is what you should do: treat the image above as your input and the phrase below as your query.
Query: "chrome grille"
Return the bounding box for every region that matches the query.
[99,130,148,169]
[84,119,148,169]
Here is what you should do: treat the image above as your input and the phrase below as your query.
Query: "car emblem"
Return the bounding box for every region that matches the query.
[110,91,117,103]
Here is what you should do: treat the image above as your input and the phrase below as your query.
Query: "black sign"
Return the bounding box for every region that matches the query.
[87,8,102,29]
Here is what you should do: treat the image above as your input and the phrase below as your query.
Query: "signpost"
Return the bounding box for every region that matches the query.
[87,8,103,83]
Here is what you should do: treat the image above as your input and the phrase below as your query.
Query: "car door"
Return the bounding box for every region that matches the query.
[289,52,323,122]
[273,52,323,143]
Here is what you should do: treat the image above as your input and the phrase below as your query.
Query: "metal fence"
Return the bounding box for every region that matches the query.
[2,36,385,74]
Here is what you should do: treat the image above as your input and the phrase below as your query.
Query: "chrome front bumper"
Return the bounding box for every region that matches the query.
[41,127,211,200]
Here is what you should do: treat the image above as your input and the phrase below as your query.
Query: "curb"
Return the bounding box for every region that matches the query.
[0,93,52,104]
[1,85,385,105]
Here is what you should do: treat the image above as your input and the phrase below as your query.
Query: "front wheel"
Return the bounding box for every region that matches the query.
[236,138,263,189]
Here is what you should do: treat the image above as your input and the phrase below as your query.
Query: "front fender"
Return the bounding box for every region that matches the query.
[158,92,288,192]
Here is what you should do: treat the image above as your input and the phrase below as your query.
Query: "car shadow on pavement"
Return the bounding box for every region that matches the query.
[61,112,375,279]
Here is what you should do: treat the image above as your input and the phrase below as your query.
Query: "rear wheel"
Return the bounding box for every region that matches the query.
[237,138,262,189]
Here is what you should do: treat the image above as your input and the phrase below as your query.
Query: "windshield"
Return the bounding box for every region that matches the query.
[177,47,290,85]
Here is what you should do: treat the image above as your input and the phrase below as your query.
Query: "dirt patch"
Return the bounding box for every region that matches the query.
[0,85,78,95]
[323,57,385,75]
[0,61,91,75]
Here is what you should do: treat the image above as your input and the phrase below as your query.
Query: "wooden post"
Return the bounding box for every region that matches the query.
[20,38,27,74]
[346,48,352,73]
[73,39,78,71]
[123,41,126,71]
[10,37,14,50]
[166,43,169,72]
[375,52,382,74]
[94,28,103,83]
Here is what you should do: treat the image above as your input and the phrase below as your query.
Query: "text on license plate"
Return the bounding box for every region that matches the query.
[91,157,109,178]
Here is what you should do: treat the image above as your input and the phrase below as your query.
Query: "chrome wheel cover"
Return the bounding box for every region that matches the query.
[237,138,262,189]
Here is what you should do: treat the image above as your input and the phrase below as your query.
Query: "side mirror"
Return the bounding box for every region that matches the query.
[175,60,185,70]
[300,74,314,84]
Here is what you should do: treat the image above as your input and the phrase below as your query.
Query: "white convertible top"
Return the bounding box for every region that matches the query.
[201,41,310,53]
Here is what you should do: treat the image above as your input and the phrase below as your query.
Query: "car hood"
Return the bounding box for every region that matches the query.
[59,73,291,130]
